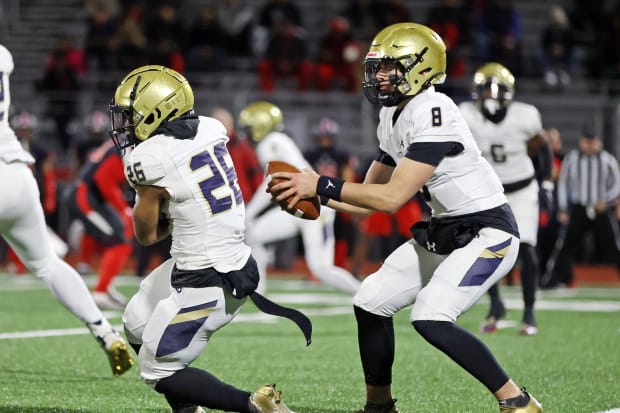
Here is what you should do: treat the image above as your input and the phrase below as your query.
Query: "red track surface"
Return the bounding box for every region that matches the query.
[269,258,620,286]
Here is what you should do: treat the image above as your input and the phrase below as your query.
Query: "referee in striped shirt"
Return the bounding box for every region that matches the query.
[544,124,620,287]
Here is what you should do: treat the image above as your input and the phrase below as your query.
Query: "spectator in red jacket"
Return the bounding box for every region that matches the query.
[257,20,314,92]
[315,17,364,93]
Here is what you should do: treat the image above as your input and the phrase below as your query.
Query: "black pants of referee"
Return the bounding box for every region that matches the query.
[549,205,620,286]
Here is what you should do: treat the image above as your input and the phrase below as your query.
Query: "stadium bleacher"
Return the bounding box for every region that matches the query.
[1,0,618,157]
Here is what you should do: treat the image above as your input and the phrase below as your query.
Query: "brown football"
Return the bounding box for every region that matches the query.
[266,160,321,220]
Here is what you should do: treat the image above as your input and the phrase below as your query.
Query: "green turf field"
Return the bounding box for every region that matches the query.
[0,272,618,413]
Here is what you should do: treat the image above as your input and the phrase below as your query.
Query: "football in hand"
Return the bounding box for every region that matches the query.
[266,160,320,220]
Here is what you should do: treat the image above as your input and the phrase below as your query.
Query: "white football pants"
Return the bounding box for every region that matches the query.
[123,258,246,385]
[354,227,519,322]
[505,180,539,246]
[0,161,102,323]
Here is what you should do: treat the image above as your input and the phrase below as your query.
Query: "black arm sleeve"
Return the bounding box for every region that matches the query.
[531,140,553,182]
[405,141,464,166]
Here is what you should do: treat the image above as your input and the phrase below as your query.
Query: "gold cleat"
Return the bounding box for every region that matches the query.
[87,319,134,376]
[250,384,295,413]
[106,339,134,377]
[500,392,543,412]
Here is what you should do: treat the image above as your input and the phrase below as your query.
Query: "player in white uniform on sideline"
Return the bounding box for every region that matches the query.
[0,44,133,377]
[113,66,296,413]
[237,101,360,295]
[460,62,552,336]
[270,24,543,413]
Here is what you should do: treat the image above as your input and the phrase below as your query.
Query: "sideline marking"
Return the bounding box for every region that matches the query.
[597,409,620,413]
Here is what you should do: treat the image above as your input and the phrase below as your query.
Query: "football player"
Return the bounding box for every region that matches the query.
[303,117,358,269]
[113,65,296,413]
[459,62,552,336]
[237,101,361,294]
[269,23,543,413]
[65,138,134,309]
[0,44,133,377]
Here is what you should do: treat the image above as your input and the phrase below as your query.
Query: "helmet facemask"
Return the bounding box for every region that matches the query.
[363,57,413,106]
[475,79,513,122]
[109,75,142,154]
[108,106,134,154]
[472,62,515,123]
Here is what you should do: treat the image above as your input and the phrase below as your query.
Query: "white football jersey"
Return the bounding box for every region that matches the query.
[0,44,34,164]
[246,130,313,218]
[256,130,311,170]
[377,87,506,218]
[459,100,542,184]
[124,116,251,273]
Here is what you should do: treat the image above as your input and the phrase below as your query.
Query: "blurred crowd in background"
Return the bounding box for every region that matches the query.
[1,0,619,284]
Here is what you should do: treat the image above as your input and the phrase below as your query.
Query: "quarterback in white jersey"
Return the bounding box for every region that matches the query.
[113,66,297,413]
[460,62,552,336]
[0,44,133,377]
[270,24,543,413]
[238,101,360,295]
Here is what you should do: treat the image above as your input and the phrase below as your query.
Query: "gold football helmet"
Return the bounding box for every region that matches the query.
[472,62,515,121]
[363,23,447,106]
[237,101,284,143]
[109,65,194,152]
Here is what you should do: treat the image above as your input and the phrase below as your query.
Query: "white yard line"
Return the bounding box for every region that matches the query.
[0,307,354,340]
[0,324,123,340]
[0,279,618,342]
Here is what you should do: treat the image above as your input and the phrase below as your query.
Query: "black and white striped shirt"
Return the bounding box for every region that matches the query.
[557,149,620,210]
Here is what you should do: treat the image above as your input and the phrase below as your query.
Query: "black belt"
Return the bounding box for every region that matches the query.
[503,177,533,193]
[172,256,312,346]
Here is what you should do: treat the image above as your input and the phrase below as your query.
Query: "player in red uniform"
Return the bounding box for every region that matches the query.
[65,140,134,309]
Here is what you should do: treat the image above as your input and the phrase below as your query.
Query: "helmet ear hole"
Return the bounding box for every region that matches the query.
[144,113,156,125]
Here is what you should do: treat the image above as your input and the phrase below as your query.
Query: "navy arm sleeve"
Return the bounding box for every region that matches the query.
[375,149,397,167]
[405,141,464,166]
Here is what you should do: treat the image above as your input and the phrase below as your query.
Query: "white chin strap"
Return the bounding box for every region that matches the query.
[483,99,501,115]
